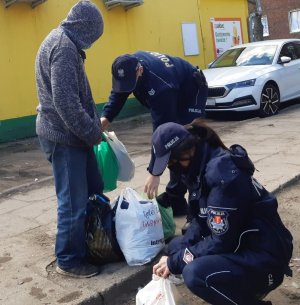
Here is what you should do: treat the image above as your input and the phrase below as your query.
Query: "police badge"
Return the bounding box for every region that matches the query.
[207,209,229,234]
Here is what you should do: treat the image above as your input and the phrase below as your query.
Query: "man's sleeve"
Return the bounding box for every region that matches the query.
[101,91,130,122]
[50,47,101,146]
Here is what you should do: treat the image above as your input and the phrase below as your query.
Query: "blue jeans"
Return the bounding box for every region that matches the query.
[38,137,103,268]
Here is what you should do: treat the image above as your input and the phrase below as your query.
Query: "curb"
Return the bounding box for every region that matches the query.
[272,174,300,195]
[0,176,53,199]
[81,265,153,305]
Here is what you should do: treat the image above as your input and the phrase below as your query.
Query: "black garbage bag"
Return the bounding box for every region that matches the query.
[86,194,124,265]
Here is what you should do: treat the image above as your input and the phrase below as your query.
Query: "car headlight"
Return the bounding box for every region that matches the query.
[226,79,256,90]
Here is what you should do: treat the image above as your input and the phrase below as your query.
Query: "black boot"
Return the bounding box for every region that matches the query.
[156,192,188,216]
[156,192,171,208]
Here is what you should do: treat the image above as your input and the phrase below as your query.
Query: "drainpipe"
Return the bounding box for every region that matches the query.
[255,0,263,15]
[249,12,256,42]
[248,0,264,42]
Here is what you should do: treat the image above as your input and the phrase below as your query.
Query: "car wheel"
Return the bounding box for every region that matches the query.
[259,84,280,117]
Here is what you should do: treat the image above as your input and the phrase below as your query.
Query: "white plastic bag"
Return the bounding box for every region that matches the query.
[104,131,135,181]
[115,188,165,266]
[136,275,185,305]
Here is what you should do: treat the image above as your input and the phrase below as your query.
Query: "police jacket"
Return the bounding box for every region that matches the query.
[102,51,206,130]
[167,143,293,275]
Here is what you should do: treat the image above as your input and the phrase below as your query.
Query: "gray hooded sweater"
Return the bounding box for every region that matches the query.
[35,0,104,147]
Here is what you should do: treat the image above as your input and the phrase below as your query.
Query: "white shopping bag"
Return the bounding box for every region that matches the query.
[104,131,135,181]
[115,188,165,266]
[136,274,185,305]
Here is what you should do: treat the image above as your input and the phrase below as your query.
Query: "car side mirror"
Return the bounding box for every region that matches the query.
[279,56,292,64]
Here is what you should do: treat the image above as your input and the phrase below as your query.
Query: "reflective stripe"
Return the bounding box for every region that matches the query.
[208,205,238,211]
[149,71,173,88]
[205,270,231,287]
[205,271,238,304]
[210,286,238,305]
[234,229,260,253]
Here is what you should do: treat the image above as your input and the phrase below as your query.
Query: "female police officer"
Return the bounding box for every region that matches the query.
[148,120,293,305]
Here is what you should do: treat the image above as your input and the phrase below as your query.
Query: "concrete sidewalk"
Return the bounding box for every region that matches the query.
[1,104,300,305]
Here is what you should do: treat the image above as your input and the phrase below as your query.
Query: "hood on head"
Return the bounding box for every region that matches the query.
[230,144,255,175]
[60,0,104,50]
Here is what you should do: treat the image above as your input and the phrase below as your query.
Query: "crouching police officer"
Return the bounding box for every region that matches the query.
[151,120,293,305]
[101,51,208,217]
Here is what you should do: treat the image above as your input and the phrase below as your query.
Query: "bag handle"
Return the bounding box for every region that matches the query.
[117,188,135,211]
[103,131,127,150]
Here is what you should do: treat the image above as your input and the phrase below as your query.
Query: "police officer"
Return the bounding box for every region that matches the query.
[150,120,293,305]
[101,51,208,216]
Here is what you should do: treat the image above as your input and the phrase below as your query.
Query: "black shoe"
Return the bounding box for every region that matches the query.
[56,262,101,278]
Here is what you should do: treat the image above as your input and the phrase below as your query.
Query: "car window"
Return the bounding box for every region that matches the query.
[293,42,300,59]
[210,48,245,68]
[210,45,277,68]
[279,43,297,60]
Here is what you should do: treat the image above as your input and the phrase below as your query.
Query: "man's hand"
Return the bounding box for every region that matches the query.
[144,174,160,199]
[100,117,110,131]
[153,256,170,278]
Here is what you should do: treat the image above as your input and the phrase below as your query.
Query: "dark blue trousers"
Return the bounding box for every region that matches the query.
[166,171,187,202]
[167,237,284,305]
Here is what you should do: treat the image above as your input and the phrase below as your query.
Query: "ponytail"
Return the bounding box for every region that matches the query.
[185,118,228,150]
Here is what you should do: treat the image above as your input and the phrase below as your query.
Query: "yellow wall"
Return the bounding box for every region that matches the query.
[0,0,249,123]
[199,0,249,65]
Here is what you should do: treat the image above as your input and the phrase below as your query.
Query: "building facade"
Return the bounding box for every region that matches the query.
[0,0,249,142]
[249,0,300,40]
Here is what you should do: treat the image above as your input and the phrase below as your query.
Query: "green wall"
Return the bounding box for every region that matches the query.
[0,99,148,143]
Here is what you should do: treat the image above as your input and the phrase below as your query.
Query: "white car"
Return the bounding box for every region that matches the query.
[203,39,300,117]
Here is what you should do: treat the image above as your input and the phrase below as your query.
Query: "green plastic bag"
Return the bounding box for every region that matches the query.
[94,138,118,193]
[158,203,176,242]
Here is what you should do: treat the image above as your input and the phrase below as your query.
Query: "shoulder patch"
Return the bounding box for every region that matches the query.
[207,209,229,235]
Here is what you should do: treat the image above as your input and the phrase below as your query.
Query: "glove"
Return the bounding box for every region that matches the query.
[193,69,208,88]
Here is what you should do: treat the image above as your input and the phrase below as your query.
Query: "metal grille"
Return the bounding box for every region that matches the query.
[103,0,143,10]
[3,0,47,8]
[208,87,227,98]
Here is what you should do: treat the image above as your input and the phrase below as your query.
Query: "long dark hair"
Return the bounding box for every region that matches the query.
[170,119,228,160]
[185,118,228,150]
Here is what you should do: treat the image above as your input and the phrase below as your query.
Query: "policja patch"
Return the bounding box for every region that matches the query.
[183,248,194,264]
[207,209,229,234]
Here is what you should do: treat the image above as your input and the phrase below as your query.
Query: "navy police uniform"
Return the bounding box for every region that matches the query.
[102,51,208,213]
[102,51,207,129]
[165,143,293,305]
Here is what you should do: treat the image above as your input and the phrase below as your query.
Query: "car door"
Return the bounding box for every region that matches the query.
[276,42,300,101]
[292,42,300,97]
